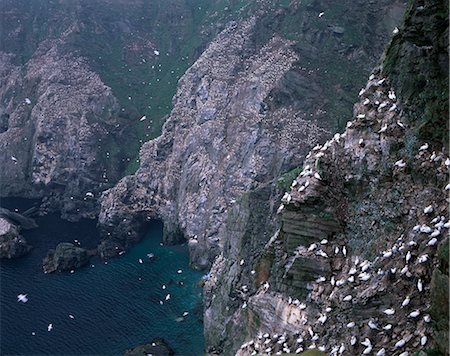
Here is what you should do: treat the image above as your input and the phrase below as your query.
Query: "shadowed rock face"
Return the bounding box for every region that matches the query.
[42,242,91,273]
[0,217,32,259]
[124,338,175,356]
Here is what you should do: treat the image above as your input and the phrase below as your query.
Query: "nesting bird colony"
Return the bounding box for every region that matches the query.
[236,68,449,356]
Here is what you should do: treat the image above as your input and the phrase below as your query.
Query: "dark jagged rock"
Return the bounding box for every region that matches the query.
[124,338,175,356]
[0,207,38,229]
[97,239,125,259]
[42,242,91,273]
[0,217,32,259]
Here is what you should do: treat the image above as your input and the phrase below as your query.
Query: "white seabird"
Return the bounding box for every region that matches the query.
[383,308,395,315]
[47,323,53,332]
[17,294,28,303]
[423,205,433,214]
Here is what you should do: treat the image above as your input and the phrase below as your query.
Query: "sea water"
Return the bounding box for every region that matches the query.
[0,200,204,355]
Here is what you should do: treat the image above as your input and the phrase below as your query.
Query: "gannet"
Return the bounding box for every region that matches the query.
[317,313,327,324]
[408,310,420,318]
[395,339,405,348]
[421,336,427,346]
[427,237,438,246]
[140,116,147,121]
[376,348,386,356]
[423,205,433,214]
[47,323,53,332]
[417,279,423,292]
[383,308,395,315]
[318,12,324,17]
[25,98,32,104]
[343,295,352,301]
[393,27,399,34]
[430,230,440,238]
[419,143,429,151]
[154,50,160,55]
[401,296,410,307]
[378,124,388,133]
[17,294,28,303]
[368,319,379,329]
[165,293,171,301]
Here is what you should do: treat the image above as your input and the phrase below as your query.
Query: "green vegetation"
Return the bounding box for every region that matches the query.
[277,167,302,191]
[382,0,449,146]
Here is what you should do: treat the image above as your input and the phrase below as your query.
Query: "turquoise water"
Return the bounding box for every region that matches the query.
[0,205,205,355]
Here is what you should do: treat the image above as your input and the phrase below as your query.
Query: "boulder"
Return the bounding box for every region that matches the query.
[0,217,32,258]
[97,239,124,259]
[124,338,175,356]
[42,242,89,273]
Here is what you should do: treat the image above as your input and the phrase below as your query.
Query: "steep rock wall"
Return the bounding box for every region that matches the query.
[0,34,120,220]
[99,18,327,266]
[98,0,403,267]
[204,0,448,354]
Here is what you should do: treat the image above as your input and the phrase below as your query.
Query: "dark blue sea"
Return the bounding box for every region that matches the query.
[0,199,205,355]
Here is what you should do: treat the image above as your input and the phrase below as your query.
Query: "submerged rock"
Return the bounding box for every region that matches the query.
[42,242,91,273]
[124,338,175,356]
[0,217,32,259]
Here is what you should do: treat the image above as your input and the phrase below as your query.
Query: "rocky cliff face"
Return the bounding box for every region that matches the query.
[0,0,253,219]
[99,18,328,266]
[99,0,403,267]
[0,35,120,220]
[204,0,449,354]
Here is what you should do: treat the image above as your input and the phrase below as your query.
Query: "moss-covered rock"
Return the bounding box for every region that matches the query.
[382,0,449,145]
[429,237,449,356]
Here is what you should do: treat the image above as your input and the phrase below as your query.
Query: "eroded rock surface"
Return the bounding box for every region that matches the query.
[0,217,32,259]
[42,242,92,273]
[99,19,329,267]
[204,0,448,354]
[0,36,120,220]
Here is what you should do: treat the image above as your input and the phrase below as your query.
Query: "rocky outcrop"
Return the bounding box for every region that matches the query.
[0,36,120,220]
[0,217,32,259]
[42,242,92,273]
[124,338,175,356]
[204,0,448,354]
[0,207,38,230]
